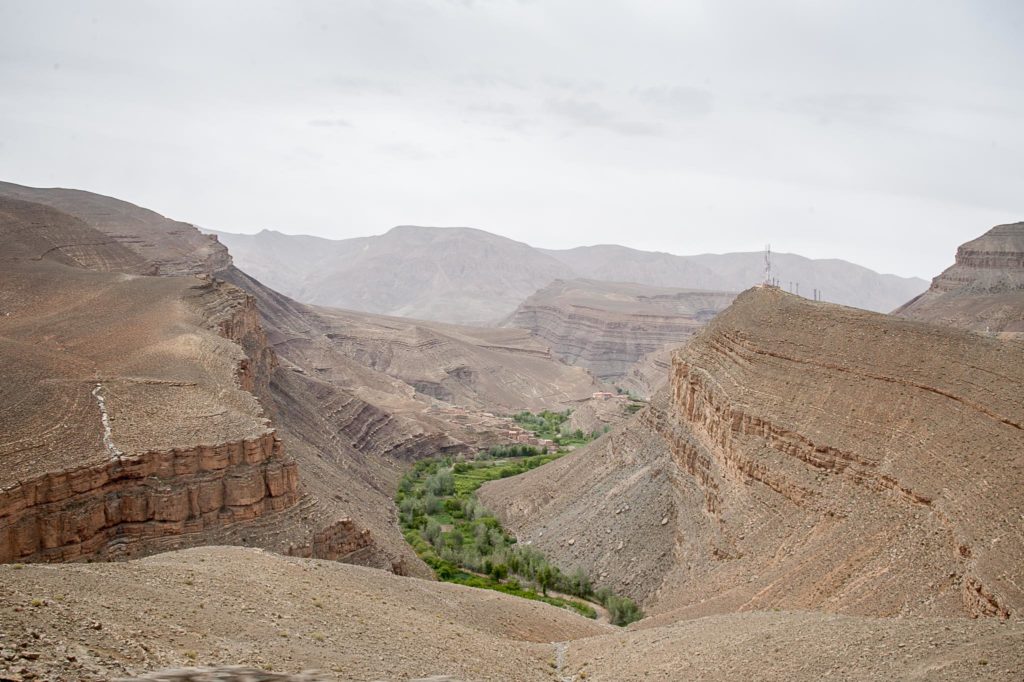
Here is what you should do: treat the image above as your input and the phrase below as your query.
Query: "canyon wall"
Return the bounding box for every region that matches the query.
[481,286,1024,620]
[505,279,735,388]
[895,222,1024,336]
[0,189,318,564]
[0,432,298,563]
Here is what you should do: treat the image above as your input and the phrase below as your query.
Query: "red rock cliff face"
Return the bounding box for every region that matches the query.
[196,277,280,414]
[0,433,299,563]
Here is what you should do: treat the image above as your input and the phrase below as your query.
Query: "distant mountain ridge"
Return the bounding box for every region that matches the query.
[207,226,928,324]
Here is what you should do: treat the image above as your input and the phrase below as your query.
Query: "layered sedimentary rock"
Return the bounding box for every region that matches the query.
[617,347,674,399]
[563,395,634,436]
[0,181,231,275]
[215,266,595,576]
[0,248,302,562]
[506,279,735,386]
[895,222,1024,336]
[0,192,424,572]
[306,304,599,412]
[481,287,1024,621]
[1,184,584,575]
[0,433,298,563]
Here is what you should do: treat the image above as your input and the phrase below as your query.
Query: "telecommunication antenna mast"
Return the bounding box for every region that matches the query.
[764,244,772,286]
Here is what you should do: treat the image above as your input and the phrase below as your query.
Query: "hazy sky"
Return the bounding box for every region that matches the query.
[1,1,1022,278]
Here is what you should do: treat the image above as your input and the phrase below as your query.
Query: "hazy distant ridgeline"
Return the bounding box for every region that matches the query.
[207,226,927,324]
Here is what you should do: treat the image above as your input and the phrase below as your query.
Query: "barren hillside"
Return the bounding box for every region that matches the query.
[0,205,301,564]
[505,278,735,390]
[481,287,1024,622]
[0,184,599,577]
[209,226,573,325]
[0,181,230,275]
[3,546,1022,681]
[895,222,1024,336]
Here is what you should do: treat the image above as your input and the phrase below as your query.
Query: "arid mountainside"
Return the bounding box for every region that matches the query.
[0,190,428,573]
[293,300,599,412]
[480,287,1024,623]
[543,244,927,313]
[0,183,598,576]
[207,226,572,325]
[3,546,1022,681]
[895,222,1024,336]
[0,181,230,275]
[505,278,735,391]
[0,198,301,564]
[209,226,927,324]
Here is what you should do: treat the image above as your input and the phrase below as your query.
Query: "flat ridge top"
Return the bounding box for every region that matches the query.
[0,260,268,483]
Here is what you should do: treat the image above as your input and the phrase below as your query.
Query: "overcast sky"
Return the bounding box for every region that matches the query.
[1,1,1022,278]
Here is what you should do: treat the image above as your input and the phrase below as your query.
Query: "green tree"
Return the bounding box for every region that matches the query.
[536,564,557,597]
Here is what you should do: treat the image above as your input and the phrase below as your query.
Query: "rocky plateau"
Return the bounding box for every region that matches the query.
[505,278,735,394]
[895,222,1024,337]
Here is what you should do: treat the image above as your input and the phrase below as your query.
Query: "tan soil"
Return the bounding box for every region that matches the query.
[1,547,1021,681]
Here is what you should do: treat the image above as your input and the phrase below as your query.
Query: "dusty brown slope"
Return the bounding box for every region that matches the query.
[1,184,597,576]
[0,193,427,574]
[895,222,1024,336]
[505,279,735,389]
[0,546,608,681]
[0,195,147,272]
[3,547,1021,682]
[296,301,599,412]
[0,181,230,275]
[481,287,1024,621]
[616,346,674,400]
[0,215,300,563]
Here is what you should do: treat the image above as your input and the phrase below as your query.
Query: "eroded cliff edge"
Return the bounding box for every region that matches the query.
[481,286,1024,621]
[895,222,1024,336]
[0,258,304,563]
[505,278,735,394]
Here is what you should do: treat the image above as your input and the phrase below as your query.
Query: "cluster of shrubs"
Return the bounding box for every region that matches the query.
[512,409,606,446]
[479,444,545,459]
[513,409,568,434]
[396,454,643,626]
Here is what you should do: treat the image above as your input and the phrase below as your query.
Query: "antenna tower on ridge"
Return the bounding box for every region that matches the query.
[764,244,772,286]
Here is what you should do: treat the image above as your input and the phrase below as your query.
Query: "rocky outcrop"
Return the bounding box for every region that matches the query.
[482,287,1024,620]
[0,203,308,565]
[0,181,232,276]
[895,222,1024,335]
[0,432,298,563]
[617,347,673,399]
[506,279,735,384]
